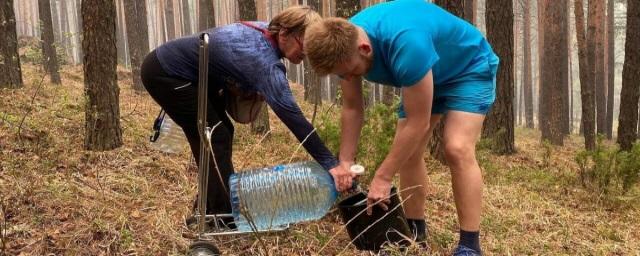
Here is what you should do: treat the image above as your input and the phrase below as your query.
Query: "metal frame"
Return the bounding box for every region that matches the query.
[193,33,287,240]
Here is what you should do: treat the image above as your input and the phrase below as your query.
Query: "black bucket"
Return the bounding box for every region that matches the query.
[337,187,412,251]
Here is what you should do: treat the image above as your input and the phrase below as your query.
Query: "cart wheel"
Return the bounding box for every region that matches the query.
[188,241,221,256]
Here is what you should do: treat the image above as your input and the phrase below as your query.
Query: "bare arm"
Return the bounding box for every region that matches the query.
[329,76,365,192]
[338,76,365,165]
[375,71,433,182]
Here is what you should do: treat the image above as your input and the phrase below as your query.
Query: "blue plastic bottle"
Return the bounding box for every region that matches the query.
[228,161,338,231]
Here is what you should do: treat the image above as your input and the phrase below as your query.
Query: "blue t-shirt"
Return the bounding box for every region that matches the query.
[155,22,338,170]
[350,0,499,87]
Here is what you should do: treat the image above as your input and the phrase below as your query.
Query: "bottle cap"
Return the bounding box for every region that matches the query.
[350,164,365,175]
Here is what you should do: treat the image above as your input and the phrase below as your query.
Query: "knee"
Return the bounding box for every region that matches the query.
[444,141,475,167]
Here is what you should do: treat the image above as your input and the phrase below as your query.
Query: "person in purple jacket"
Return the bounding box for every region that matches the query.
[140,6,344,228]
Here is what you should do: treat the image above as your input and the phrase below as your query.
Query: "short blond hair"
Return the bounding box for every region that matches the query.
[304,17,358,75]
[268,6,321,37]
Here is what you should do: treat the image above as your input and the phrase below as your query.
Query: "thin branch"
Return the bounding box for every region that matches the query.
[17,72,48,141]
[238,129,272,170]
[287,128,317,165]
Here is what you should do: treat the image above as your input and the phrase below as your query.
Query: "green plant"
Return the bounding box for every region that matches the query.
[541,140,553,168]
[616,142,640,194]
[20,40,68,66]
[21,44,43,64]
[575,139,640,196]
[119,227,133,249]
[357,102,398,179]
[317,100,399,182]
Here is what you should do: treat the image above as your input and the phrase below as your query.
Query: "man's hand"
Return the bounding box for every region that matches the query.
[366,175,392,215]
[329,161,357,192]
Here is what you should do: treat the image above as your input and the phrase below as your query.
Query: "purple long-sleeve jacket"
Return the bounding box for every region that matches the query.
[155,22,338,171]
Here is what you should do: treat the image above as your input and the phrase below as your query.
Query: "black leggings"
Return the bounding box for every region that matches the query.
[141,50,234,214]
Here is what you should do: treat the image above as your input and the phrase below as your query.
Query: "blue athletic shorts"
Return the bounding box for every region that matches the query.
[398,66,497,118]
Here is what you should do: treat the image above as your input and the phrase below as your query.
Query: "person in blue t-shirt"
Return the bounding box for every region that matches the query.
[304,0,499,254]
[140,6,342,230]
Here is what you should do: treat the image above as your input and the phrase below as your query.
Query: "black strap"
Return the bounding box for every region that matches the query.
[150,109,166,142]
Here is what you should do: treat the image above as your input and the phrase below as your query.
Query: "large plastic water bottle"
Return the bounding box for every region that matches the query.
[149,114,188,154]
[229,162,364,231]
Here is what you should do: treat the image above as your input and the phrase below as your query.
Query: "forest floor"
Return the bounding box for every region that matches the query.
[1,64,639,256]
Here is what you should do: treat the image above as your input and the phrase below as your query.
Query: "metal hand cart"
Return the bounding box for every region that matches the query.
[187,33,288,256]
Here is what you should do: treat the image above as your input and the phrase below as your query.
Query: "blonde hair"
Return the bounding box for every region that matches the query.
[303,17,358,76]
[268,5,322,37]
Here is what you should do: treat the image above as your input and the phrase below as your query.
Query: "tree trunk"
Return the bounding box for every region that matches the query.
[14,0,21,36]
[82,0,123,150]
[434,0,463,17]
[39,0,61,84]
[569,34,574,133]
[574,0,596,150]
[323,0,338,103]
[198,0,215,31]
[75,0,83,64]
[238,0,257,21]
[523,0,533,128]
[165,0,176,40]
[537,0,545,133]
[115,0,127,65]
[124,0,149,91]
[304,0,322,105]
[182,0,192,35]
[539,0,565,145]
[605,0,614,139]
[617,0,639,151]
[482,0,514,153]
[250,0,270,135]
[155,0,166,44]
[51,0,61,44]
[561,0,570,135]
[32,0,39,37]
[587,0,605,136]
[514,14,519,127]
[463,0,475,25]
[0,0,23,88]
[250,107,271,135]
[304,59,322,106]
[59,0,71,62]
[335,0,360,18]
[382,86,395,106]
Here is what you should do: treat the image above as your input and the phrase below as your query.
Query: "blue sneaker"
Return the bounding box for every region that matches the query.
[453,245,481,256]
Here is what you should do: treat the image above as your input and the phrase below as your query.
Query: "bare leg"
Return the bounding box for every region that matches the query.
[397,115,442,219]
[442,111,486,231]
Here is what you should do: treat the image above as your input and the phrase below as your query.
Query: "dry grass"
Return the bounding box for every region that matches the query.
[0,64,639,255]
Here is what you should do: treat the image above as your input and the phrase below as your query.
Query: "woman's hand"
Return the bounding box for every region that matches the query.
[366,175,392,215]
[329,161,357,192]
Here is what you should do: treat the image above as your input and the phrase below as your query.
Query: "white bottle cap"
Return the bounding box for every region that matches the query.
[350,164,365,175]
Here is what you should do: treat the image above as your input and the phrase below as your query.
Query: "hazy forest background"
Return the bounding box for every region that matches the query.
[0,0,639,255]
